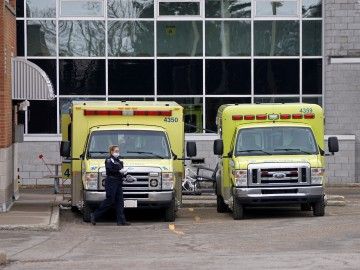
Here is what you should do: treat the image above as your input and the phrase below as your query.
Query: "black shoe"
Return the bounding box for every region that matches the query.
[90,213,96,225]
[117,221,131,226]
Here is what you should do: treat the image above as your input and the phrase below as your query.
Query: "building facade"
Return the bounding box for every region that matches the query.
[9,0,360,187]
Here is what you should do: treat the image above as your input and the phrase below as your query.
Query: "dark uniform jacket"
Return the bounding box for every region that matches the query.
[105,155,124,180]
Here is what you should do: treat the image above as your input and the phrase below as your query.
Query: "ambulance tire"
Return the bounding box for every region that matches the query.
[217,195,228,213]
[232,198,244,220]
[313,198,325,217]
[300,203,312,211]
[83,203,91,222]
[164,198,176,222]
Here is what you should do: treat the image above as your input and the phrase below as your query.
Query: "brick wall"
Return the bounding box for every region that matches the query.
[324,1,360,182]
[0,0,16,211]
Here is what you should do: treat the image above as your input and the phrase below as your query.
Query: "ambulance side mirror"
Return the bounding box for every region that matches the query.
[186,141,197,157]
[60,141,71,157]
[213,139,223,156]
[328,137,339,155]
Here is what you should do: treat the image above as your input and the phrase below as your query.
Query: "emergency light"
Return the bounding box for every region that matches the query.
[84,109,172,116]
[231,113,315,121]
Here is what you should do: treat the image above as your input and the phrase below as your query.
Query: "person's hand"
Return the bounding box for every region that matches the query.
[120,168,128,175]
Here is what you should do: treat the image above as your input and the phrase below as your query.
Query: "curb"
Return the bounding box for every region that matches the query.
[0,205,59,231]
[326,200,346,206]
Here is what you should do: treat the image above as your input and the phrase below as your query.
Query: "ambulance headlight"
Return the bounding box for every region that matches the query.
[162,172,174,190]
[311,168,324,185]
[84,172,99,190]
[233,170,247,187]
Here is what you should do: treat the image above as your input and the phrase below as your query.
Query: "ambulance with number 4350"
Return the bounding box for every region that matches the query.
[60,101,197,222]
[213,103,339,219]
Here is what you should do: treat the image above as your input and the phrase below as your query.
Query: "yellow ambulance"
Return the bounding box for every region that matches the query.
[213,103,339,219]
[60,101,196,222]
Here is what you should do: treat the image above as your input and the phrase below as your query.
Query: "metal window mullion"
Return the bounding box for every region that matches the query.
[154,1,157,101]
[56,1,60,134]
[251,0,255,103]
[202,2,206,134]
[105,1,108,101]
[299,0,303,103]
[321,0,325,109]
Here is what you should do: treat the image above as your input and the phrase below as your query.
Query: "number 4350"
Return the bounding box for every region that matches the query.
[164,117,178,123]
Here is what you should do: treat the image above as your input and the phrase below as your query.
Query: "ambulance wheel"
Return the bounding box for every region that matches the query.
[301,203,312,211]
[233,198,244,220]
[83,203,91,222]
[164,198,176,222]
[313,198,325,217]
[217,195,228,213]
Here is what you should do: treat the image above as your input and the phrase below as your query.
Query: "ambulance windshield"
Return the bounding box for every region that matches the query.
[235,127,318,156]
[87,130,171,159]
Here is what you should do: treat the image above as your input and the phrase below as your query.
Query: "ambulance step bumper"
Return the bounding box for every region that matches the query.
[233,186,324,205]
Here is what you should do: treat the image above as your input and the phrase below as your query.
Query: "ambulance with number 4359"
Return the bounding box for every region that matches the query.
[213,103,339,219]
[60,101,197,222]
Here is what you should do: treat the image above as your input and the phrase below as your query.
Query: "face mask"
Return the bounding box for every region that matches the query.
[112,152,120,158]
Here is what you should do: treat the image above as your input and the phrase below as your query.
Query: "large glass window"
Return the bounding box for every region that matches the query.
[205,97,251,132]
[59,21,105,57]
[108,21,154,57]
[60,0,104,17]
[254,21,299,56]
[27,20,56,56]
[159,1,200,16]
[302,59,322,95]
[205,21,251,56]
[16,21,25,56]
[26,0,56,18]
[108,60,154,95]
[108,0,154,18]
[205,0,251,18]
[28,100,57,134]
[303,20,322,56]
[255,0,298,17]
[206,60,251,95]
[157,60,202,95]
[254,59,299,95]
[59,59,105,95]
[302,0,322,18]
[157,21,202,56]
[16,0,24,17]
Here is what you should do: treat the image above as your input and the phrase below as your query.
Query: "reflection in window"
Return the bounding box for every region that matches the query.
[27,20,56,56]
[108,21,153,57]
[206,21,250,56]
[28,100,57,134]
[254,97,299,103]
[159,2,200,16]
[17,21,25,56]
[206,60,251,95]
[303,59,322,95]
[255,0,298,16]
[108,0,154,18]
[254,21,299,56]
[26,0,56,18]
[59,98,104,114]
[157,60,202,95]
[205,0,251,18]
[254,59,299,95]
[206,97,251,132]
[60,0,104,17]
[303,20,322,56]
[302,96,322,107]
[28,59,57,89]
[157,21,202,56]
[108,60,154,95]
[59,21,105,56]
[302,0,322,18]
[158,98,203,133]
[59,59,105,95]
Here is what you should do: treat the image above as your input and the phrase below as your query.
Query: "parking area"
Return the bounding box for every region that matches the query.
[0,188,360,270]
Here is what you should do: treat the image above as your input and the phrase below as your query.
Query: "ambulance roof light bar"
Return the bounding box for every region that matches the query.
[232,113,315,121]
[84,110,172,116]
